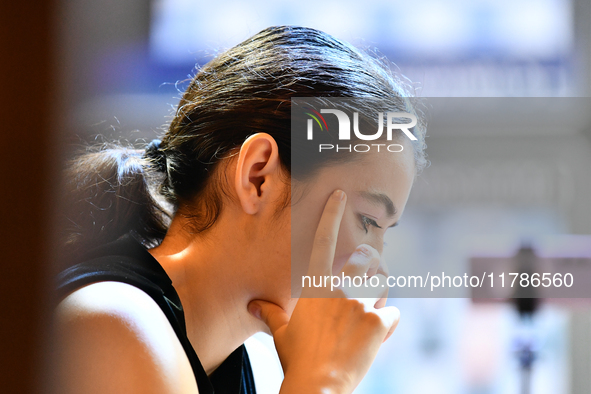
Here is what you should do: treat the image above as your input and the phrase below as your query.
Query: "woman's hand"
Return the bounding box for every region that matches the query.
[248,190,400,394]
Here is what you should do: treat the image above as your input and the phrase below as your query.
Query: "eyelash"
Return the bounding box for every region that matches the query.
[360,215,382,234]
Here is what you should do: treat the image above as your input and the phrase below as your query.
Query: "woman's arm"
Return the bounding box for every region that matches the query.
[250,190,400,394]
[50,281,198,394]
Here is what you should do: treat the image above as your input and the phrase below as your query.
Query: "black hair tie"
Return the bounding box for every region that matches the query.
[143,139,167,173]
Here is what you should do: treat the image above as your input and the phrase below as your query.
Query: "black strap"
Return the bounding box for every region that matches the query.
[56,256,214,393]
[54,233,257,394]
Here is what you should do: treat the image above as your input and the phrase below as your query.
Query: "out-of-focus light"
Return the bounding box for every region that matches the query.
[150,0,572,64]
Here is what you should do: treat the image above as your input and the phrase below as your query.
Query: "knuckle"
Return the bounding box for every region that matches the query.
[344,299,385,329]
[356,244,377,257]
[363,310,385,328]
[344,297,366,313]
[344,257,365,271]
[314,234,335,248]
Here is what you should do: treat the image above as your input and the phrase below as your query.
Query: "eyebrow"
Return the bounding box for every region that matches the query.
[356,190,398,226]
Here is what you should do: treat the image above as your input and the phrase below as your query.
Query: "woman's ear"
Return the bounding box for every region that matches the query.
[234,133,282,215]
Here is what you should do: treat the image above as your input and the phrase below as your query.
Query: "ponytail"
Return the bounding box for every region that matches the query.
[59,142,170,267]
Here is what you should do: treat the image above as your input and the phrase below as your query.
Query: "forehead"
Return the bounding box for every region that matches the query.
[308,142,416,208]
[353,140,416,177]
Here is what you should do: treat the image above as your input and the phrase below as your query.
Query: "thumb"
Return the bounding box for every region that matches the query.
[248,300,289,336]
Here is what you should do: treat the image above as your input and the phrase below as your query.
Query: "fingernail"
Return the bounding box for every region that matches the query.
[248,302,261,319]
[332,190,345,201]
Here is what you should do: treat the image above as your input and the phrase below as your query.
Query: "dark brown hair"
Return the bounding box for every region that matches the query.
[60,25,426,264]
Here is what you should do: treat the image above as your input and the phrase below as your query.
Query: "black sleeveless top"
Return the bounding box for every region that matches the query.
[55,232,257,394]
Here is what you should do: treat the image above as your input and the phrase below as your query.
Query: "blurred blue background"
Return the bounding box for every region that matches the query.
[61,0,589,143]
[55,0,591,393]
[150,0,573,96]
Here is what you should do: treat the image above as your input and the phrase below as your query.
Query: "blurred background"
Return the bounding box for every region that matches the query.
[2,0,591,393]
[59,0,591,147]
[363,96,591,394]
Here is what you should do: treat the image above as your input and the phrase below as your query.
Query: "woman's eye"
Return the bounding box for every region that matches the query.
[360,215,382,234]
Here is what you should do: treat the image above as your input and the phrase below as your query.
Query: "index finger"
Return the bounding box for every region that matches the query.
[307,189,347,277]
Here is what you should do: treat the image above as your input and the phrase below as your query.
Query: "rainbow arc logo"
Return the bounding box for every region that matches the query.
[303,107,328,133]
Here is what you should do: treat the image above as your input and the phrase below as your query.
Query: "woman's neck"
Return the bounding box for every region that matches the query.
[148,215,261,375]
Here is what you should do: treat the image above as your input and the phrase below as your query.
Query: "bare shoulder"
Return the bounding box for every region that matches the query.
[244,333,283,394]
[51,281,198,394]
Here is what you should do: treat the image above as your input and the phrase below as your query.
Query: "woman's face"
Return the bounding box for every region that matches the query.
[289,139,416,296]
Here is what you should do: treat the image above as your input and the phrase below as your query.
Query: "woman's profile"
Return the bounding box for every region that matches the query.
[49,25,427,394]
